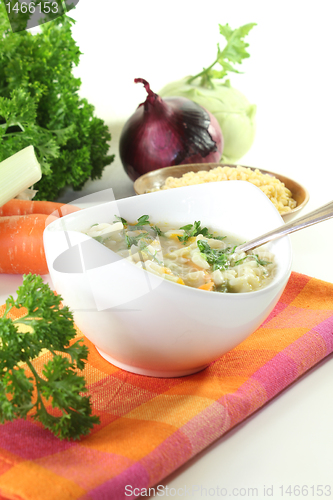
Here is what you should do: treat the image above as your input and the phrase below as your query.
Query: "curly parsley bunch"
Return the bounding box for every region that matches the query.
[0,6,114,200]
[0,274,100,440]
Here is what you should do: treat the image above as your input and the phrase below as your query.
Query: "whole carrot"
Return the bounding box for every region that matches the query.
[0,199,80,217]
[0,214,57,275]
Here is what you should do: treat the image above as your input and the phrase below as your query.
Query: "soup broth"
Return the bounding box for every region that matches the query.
[83,216,276,293]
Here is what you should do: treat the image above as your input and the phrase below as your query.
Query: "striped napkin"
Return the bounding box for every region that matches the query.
[0,271,333,500]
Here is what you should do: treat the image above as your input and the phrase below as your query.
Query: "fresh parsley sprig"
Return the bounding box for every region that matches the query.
[187,22,256,88]
[130,215,150,229]
[234,253,272,266]
[125,232,151,249]
[197,239,232,271]
[113,215,164,246]
[113,215,128,227]
[152,225,165,237]
[178,221,226,245]
[0,274,99,440]
[0,11,114,201]
[252,254,272,266]
[114,215,152,230]
[122,215,151,230]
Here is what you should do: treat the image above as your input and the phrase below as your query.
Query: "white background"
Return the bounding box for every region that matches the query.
[2,1,333,498]
[65,0,333,282]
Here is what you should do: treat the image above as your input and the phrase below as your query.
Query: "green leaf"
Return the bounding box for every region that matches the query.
[178,221,226,245]
[127,215,151,230]
[0,6,114,200]
[125,231,151,249]
[253,254,272,266]
[219,23,255,60]
[0,274,100,440]
[152,225,164,237]
[187,22,256,87]
[197,239,232,271]
[113,215,128,226]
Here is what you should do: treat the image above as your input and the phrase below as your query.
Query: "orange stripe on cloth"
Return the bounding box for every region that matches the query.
[1,272,333,500]
[0,460,85,500]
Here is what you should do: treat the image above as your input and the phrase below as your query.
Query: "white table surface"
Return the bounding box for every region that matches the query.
[2,1,333,498]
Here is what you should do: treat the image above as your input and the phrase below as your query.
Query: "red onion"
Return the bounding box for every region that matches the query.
[119,78,224,181]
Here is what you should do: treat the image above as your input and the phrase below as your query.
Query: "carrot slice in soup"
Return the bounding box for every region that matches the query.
[197,281,215,291]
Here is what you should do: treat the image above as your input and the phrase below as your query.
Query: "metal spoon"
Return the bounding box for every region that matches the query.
[236,199,333,253]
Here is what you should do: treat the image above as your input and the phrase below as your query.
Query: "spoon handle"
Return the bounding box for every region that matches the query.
[237,199,333,253]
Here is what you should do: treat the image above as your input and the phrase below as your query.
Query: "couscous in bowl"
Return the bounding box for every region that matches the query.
[134,163,309,221]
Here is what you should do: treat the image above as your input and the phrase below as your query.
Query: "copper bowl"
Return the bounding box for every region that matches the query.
[133,163,309,221]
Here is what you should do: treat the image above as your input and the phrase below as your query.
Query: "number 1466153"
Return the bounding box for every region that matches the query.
[5,2,59,14]
[280,485,331,496]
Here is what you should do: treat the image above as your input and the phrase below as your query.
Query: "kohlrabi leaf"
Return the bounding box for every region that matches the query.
[187,22,256,88]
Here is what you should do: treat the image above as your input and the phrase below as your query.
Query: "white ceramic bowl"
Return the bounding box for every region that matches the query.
[44,181,292,377]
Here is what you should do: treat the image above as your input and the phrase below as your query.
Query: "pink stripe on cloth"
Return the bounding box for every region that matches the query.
[1,272,333,500]
[221,314,333,430]
[36,448,134,493]
[87,463,150,500]
[0,420,74,460]
[138,429,193,486]
[133,402,231,488]
[178,401,230,457]
[313,315,333,351]
[250,352,298,399]
[218,377,268,429]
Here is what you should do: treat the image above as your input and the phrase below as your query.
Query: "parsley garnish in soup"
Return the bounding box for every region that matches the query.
[84,216,276,293]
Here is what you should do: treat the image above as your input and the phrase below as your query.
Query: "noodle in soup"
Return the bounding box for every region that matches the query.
[83,215,276,293]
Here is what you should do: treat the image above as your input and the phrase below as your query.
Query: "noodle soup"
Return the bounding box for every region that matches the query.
[84,215,276,293]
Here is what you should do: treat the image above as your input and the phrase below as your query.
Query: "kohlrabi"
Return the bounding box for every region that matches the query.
[159,23,257,163]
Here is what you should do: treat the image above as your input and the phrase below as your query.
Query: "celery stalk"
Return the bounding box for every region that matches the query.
[0,146,42,207]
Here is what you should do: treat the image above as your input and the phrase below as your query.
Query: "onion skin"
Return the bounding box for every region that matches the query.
[119,79,224,181]
[159,77,256,163]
